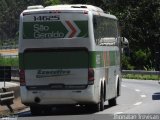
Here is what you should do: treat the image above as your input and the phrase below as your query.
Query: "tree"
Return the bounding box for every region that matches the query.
[0,0,159,70]
[105,0,159,70]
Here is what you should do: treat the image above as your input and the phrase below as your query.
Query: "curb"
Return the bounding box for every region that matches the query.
[1,86,20,98]
[0,97,27,114]
[0,86,26,114]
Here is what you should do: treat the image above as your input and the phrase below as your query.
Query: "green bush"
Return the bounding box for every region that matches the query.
[0,57,18,66]
[123,74,159,80]
[122,55,134,70]
[122,48,154,70]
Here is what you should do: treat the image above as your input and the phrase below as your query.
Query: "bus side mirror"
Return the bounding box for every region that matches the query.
[121,37,130,56]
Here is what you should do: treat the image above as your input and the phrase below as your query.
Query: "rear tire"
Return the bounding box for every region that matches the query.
[100,86,104,111]
[108,98,117,106]
[43,106,52,115]
[30,106,52,115]
[87,86,104,112]
[30,106,42,115]
[117,80,120,96]
[86,103,100,112]
[108,79,119,106]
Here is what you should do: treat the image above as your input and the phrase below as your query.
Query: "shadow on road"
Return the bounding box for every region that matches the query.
[17,105,112,117]
[152,92,160,100]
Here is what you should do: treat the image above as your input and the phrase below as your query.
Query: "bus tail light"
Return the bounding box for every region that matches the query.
[19,69,26,86]
[88,68,94,85]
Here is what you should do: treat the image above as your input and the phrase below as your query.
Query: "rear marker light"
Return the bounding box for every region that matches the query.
[19,69,26,86]
[88,68,94,85]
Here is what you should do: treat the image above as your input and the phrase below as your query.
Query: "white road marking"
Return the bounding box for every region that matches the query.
[122,85,126,87]
[134,102,142,106]
[135,89,140,92]
[141,95,146,98]
[114,112,123,114]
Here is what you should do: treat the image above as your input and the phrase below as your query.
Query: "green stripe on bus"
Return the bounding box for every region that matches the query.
[23,21,88,39]
[89,51,117,68]
[19,54,24,69]
[75,21,88,37]
[110,51,116,66]
[19,51,88,69]
[19,51,118,69]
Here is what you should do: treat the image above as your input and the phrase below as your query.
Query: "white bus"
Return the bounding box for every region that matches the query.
[19,4,122,115]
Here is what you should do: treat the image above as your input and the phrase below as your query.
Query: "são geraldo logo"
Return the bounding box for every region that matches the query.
[33,24,65,39]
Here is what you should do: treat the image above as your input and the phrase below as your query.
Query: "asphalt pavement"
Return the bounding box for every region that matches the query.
[1,79,160,120]
[13,79,160,120]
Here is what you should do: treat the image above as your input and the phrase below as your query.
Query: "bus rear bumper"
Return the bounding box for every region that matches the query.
[20,85,99,106]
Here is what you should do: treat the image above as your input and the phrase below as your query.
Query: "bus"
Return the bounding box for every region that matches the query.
[19,4,122,115]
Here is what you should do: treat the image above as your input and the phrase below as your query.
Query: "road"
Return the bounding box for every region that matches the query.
[13,79,160,120]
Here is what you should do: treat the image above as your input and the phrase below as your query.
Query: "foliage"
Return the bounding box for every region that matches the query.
[131,48,153,70]
[0,56,18,66]
[121,55,134,70]
[123,74,159,80]
[45,0,61,5]
[0,0,159,70]
[108,0,160,70]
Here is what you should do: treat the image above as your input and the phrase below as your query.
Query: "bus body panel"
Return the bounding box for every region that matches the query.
[19,10,91,89]
[20,85,99,105]
[19,5,121,108]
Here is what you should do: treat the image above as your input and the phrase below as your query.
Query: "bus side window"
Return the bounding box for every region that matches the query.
[93,16,100,45]
[93,17,97,29]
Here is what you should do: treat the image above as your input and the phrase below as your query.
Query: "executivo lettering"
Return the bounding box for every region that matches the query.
[36,69,71,78]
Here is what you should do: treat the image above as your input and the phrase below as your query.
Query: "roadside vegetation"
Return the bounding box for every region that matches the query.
[0,56,18,66]
[123,74,160,80]
[0,0,159,73]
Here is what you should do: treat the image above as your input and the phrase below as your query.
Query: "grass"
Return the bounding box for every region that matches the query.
[0,57,18,66]
[122,74,160,80]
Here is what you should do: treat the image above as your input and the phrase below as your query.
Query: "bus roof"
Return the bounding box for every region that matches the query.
[23,4,117,19]
[45,5,104,12]
[26,4,103,13]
